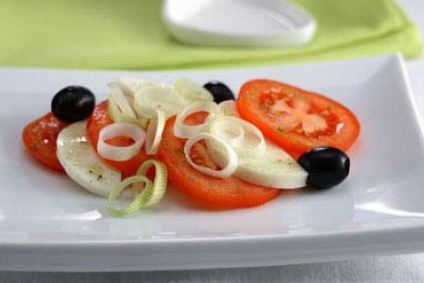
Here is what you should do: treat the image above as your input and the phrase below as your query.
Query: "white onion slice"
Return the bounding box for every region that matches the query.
[108,98,149,130]
[173,101,219,139]
[98,123,146,161]
[184,133,237,178]
[108,82,137,119]
[145,110,166,155]
[209,116,266,156]
[209,119,245,148]
[117,78,162,98]
[218,100,240,117]
[134,85,187,119]
[174,78,213,101]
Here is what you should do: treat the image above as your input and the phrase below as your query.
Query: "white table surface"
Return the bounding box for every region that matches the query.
[1,0,424,282]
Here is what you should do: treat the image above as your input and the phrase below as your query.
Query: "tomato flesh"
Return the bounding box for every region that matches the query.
[237,79,360,157]
[158,114,281,209]
[86,101,148,176]
[22,112,67,172]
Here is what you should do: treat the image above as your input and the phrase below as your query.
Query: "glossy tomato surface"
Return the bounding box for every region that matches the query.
[22,112,67,172]
[237,79,360,157]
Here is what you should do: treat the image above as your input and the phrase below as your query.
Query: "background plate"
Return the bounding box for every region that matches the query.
[1,55,424,271]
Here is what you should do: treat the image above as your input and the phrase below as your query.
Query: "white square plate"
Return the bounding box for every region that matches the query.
[1,55,424,271]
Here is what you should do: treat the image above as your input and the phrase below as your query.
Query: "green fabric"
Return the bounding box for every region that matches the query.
[0,0,421,70]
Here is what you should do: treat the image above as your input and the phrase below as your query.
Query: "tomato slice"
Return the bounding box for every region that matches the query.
[22,112,67,172]
[157,114,281,209]
[86,101,148,176]
[237,79,360,157]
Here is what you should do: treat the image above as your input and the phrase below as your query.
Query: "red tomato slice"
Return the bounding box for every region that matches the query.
[22,112,67,172]
[237,79,360,158]
[86,101,148,177]
[157,114,281,209]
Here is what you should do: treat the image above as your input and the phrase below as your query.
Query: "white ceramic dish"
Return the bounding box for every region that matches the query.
[162,0,316,47]
[1,55,424,272]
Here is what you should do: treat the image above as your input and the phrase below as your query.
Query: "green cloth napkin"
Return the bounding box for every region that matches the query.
[0,0,421,70]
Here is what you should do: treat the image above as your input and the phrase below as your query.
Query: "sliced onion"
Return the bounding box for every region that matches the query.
[117,78,162,98]
[173,101,219,139]
[145,110,166,155]
[98,123,146,161]
[108,82,137,119]
[108,99,148,130]
[134,85,187,119]
[209,119,245,148]
[174,78,213,102]
[184,133,237,178]
[218,100,240,117]
[209,116,266,156]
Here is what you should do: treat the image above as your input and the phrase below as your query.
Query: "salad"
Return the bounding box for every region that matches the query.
[22,78,360,216]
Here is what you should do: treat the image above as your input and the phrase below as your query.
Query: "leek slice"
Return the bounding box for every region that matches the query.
[108,160,168,217]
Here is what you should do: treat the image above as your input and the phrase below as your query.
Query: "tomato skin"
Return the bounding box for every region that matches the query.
[22,112,67,172]
[158,115,281,209]
[86,101,148,177]
[237,79,360,158]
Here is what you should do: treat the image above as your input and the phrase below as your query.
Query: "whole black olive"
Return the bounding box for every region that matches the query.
[203,81,235,103]
[298,146,350,189]
[51,86,96,122]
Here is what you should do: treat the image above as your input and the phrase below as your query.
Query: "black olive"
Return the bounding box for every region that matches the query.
[297,146,350,189]
[51,86,96,122]
[203,81,235,103]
